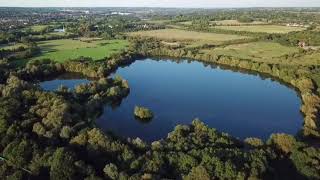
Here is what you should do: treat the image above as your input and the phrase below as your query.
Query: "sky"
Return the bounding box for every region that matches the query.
[1,0,320,8]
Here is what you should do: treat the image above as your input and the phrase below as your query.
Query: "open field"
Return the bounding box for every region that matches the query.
[129,29,249,46]
[32,39,129,62]
[213,25,305,34]
[0,43,27,50]
[288,51,320,65]
[145,19,171,24]
[201,42,301,63]
[179,20,267,26]
[29,25,49,32]
[211,20,267,26]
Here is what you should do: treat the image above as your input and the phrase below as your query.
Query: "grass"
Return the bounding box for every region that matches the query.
[129,29,249,47]
[213,25,305,34]
[201,42,301,64]
[211,20,267,25]
[179,20,266,26]
[0,43,27,50]
[29,25,49,32]
[31,39,129,62]
[146,20,172,24]
[288,51,320,65]
[178,21,193,25]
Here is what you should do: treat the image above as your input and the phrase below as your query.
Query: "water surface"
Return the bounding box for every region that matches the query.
[40,73,91,91]
[96,58,303,142]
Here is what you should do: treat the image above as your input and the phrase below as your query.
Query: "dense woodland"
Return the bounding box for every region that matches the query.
[0,7,320,180]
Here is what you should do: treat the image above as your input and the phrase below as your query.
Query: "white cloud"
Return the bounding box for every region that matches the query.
[0,0,320,8]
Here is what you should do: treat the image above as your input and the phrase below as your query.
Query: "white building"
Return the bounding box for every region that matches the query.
[54,26,65,33]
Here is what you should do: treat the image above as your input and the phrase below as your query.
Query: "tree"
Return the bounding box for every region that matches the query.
[50,148,76,180]
[103,163,118,180]
[134,106,154,120]
[60,126,73,139]
[32,122,46,136]
[184,166,210,180]
[267,134,296,154]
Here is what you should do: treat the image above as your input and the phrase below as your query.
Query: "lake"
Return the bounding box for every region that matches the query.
[96,58,303,142]
[40,58,303,142]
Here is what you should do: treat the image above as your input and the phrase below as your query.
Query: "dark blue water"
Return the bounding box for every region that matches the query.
[40,73,90,91]
[96,58,303,142]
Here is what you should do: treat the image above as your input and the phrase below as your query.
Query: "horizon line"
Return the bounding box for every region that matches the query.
[0,6,320,9]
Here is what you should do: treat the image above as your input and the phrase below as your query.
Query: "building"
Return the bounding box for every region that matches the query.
[54,26,65,33]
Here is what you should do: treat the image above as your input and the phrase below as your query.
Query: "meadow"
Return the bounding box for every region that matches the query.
[201,42,301,64]
[32,39,129,62]
[179,20,266,26]
[129,29,249,47]
[213,25,305,34]
[211,20,267,25]
[31,25,48,32]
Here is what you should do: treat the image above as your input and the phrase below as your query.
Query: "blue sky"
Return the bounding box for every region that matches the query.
[1,0,320,8]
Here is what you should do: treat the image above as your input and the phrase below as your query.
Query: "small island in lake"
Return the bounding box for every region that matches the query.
[134,106,154,120]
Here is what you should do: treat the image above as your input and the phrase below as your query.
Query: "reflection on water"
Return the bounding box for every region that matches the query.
[40,72,91,91]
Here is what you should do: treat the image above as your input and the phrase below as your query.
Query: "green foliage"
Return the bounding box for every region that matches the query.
[290,145,320,179]
[184,165,210,180]
[3,139,31,167]
[103,163,118,180]
[50,148,76,180]
[134,106,154,120]
[267,134,296,154]
[244,137,264,147]
[60,126,73,139]
[238,15,254,23]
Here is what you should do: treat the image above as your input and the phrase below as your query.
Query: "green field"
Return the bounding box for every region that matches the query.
[146,19,172,24]
[211,20,267,25]
[129,29,249,47]
[0,43,27,50]
[201,42,300,63]
[213,25,305,34]
[289,51,320,65]
[32,39,129,62]
[179,20,266,26]
[29,25,49,32]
